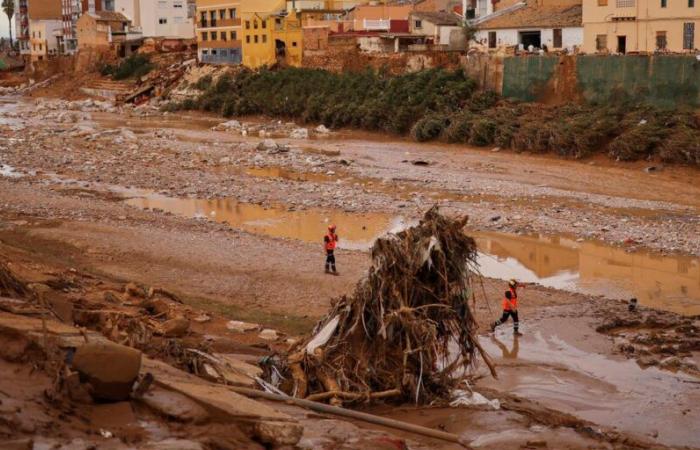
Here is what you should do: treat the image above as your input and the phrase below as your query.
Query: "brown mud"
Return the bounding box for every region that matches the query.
[0,95,699,448]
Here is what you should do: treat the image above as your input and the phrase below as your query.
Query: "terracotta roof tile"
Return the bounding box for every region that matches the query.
[94,11,130,22]
[477,3,581,29]
[410,11,462,26]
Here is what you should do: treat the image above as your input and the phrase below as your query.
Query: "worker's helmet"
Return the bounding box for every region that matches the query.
[328,224,336,232]
[508,279,518,288]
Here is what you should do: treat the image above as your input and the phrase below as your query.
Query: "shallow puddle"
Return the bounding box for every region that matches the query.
[122,189,700,314]
[245,166,334,184]
[125,194,408,250]
[478,328,700,447]
[474,231,700,315]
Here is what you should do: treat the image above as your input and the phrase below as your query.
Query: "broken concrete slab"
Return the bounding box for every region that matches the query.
[71,342,142,401]
[143,357,302,446]
[139,386,209,424]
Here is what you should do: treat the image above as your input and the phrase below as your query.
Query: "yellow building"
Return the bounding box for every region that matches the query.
[195,0,243,64]
[582,0,699,53]
[241,0,303,68]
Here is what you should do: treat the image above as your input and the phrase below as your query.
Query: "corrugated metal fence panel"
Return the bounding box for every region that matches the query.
[501,55,559,101]
[576,55,700,108]
[498,55,700,107]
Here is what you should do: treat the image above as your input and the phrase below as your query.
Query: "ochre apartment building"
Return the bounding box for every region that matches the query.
[583,0,698,52]
[195,0,242,64]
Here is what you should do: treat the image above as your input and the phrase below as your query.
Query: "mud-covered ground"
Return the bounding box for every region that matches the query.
[1,95,699,449]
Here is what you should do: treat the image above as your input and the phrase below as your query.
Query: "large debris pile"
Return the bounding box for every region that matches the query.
[282,208,487,405]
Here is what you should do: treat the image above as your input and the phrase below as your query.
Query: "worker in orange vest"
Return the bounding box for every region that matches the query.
[324,224,339,275]
[491,290,521,335]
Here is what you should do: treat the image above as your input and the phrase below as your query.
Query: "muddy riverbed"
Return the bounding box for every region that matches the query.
[1,95,700,448]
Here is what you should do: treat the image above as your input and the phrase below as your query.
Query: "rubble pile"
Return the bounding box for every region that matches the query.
[280,208,487,405]
[118,57,198,105]
[0,254,304,447]
[213,118,330,140]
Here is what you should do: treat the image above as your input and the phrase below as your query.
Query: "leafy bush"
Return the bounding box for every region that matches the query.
[178,67,700,166]
[193,74,213,90]
[102,54,154,80]
[468,118,497,146]
[411,113,451,142]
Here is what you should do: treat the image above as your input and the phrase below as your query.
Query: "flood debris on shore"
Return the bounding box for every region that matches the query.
[276,207,492,405]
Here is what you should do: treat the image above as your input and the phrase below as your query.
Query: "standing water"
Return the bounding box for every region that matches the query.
[124,192,700,315]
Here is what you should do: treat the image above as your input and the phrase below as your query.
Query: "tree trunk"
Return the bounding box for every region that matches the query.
[7,16,12,46]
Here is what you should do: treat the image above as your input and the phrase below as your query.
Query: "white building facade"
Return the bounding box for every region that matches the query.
[112,0,195,38]
[474,26,583,52]
[28,19,63,60]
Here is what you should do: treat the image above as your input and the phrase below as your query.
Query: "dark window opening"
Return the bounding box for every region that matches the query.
[553,28,562,48]
[596,34,607,50]
[683,22,695,49]
[488,31,496,48]
[519,30,541,48]
[617,35,626,53]
[656,31,667,49]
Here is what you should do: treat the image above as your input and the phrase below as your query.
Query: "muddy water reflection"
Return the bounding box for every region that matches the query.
[124,191,699,314]
[126,195,408,250]
[475,231,700,315]
[479,330,700,447]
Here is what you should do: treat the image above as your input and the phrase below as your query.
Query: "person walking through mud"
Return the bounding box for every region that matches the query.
[491,290,522,335]
[324,224,339,275]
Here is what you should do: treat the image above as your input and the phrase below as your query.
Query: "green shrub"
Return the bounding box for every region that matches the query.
[193,74,213,90]
[468,118,496,146]
[105,54,154,80]
[177,66,700,166]
[411,113,450,142]
[443,112,474,143]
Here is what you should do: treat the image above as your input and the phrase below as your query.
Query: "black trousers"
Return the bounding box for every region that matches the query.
[493,310,519,331]
[325,250,336,272]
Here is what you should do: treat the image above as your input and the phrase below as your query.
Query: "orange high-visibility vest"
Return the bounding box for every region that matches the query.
[325,232,338,251]
[502,296,518,311]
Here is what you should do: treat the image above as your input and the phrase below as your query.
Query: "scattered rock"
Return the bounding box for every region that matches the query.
[216,120,241,131]
[290,128,309,139]
[103,291,123,303]
[161,317,190,337]
[315,124,330,134]
[411,160,430,166]
[258,329,278,341]
[71,342,142,401]
[192,314,211,323]
[120,128,138,141]
[125,282,145,298]
[226,320,260,332]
